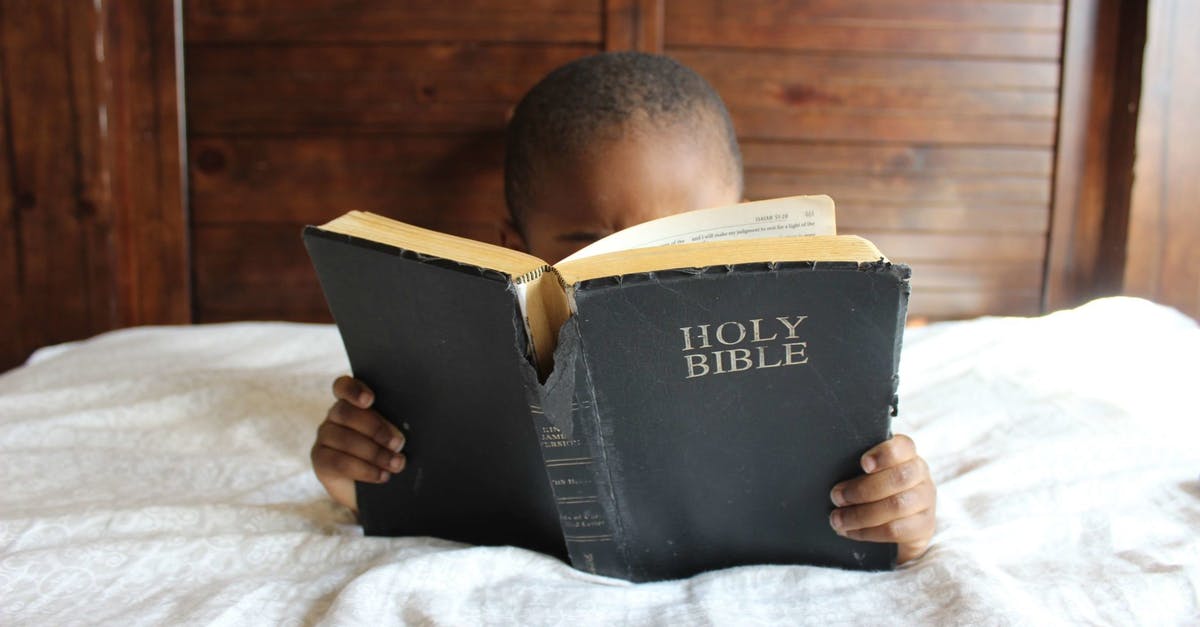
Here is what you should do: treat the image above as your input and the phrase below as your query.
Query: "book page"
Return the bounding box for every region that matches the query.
[557,195,837,264]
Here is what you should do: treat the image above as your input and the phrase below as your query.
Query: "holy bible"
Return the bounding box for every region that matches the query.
[303,195,910,582]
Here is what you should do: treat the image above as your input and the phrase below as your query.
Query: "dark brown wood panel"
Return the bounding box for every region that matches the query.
[185,43,599,134]
[678,50,1060,89]
[194,222,499,323]
[0,4,22,369]
[1044,0,1146,311]
[0,2,114,370]
[183,0,1066,323]
[193,224,330,322]
[665,3,1063,318]
[854,231,1045,263]
[910,288,1043,319]
[105,0,191,327]
[907,260,1045,291]
[728,108,1055,146]
[0,1,188,371]
[188,136,1052,231]
[605,0,664,52]
[1124,0,1200,319]
[190,136,506,226]
[835,205,1049,235]
[665,0,1062,59]
[741,142,1053,178]
[185,0,603,44]
[747,171,1050,207]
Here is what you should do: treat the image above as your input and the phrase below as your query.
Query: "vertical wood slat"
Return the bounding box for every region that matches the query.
[604,0,663,52]
[103,0,190,326]
[0,0,189,371]
[1124,0,1200,319]
[1044,0,1111,311]
[0,1,114,370]
[0,4,19,369]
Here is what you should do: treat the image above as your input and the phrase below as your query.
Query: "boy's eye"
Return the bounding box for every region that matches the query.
[556,231,607,243]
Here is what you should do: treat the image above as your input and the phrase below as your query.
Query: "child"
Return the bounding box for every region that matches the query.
[311,52,936,564]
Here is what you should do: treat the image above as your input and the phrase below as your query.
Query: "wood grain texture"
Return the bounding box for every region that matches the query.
[604,0,664,52]
[672,48,1059,146]
[190,135,506,225]
[0,3,22,370]
[185,0,603,44]
[0,0,189,371]
[0,1,114,371]
[1124,0,1200,319]
[1043,0,1145,311]
[741,142,1053,177]
[665,0,1062,59]
[104,0,191,327]
[185,43,598,134]
[182,0,1068,323]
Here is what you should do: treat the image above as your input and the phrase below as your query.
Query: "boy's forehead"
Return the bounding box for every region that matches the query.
[532,124,737,227]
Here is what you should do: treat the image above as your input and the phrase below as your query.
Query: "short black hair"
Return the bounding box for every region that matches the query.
[504,52,743,231]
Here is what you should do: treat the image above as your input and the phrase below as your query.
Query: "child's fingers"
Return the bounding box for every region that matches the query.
[829,479,935,534]
[332,375,375,408]
[312,443,392,483]
[317,421,407,474]
[830,457,928,506]
[859,433,917,473]
[837,508,936,550]
[326,399,405,453]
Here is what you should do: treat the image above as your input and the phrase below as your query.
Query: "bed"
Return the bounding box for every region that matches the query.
[1,296,1197,624]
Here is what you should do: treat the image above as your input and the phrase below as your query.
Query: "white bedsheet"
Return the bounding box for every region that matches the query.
[1,297,1197,625]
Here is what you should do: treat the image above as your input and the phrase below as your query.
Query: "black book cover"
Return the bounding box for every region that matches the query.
[305,224,909,582]
[535,261,908,581]
[303,228,566,559]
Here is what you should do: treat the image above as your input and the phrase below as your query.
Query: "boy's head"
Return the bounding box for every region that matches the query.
[503,52,743,263]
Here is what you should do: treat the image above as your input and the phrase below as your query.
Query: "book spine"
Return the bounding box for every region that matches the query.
[529,399,625,577]
[525,316,626,578]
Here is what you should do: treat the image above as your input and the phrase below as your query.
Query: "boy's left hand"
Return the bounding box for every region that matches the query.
[828,434,936,564]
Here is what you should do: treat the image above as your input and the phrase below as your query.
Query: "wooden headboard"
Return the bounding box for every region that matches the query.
[185,0,1059,323]
[3,0,1196,371]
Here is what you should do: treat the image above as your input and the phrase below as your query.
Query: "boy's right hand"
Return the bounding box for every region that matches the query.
[311,375,406,513]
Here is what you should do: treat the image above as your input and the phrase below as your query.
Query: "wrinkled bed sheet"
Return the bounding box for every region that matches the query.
[1,297,1197,625]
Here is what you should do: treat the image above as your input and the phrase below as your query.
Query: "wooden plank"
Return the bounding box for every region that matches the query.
[0,4,20,370]
[668,0,1064,32]
[833,205,1049,235]
[193,224,329,323]
[188,136,1053,227]
[104,0,191,325]
[1125,0,1200,319]
[185,43,598,134]
[664,0,1062,59]
[604,0,663,52]
[192,220,504,323]
[854,231,1046,262]
[741,142,1054,177]
[730,108,1056,146]
[1043,0,1144,311]
[718,81,1058,119]
[906,260,1045,291]
[0,1,107,369]
[747,171,1051,207]
[909,288,1043,319]
[674,49,1060,90]
[189,135,507,225]
[185,0,603,45]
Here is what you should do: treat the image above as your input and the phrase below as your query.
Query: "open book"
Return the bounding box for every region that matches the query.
[312,195,883,377]
[304,195,909,581]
